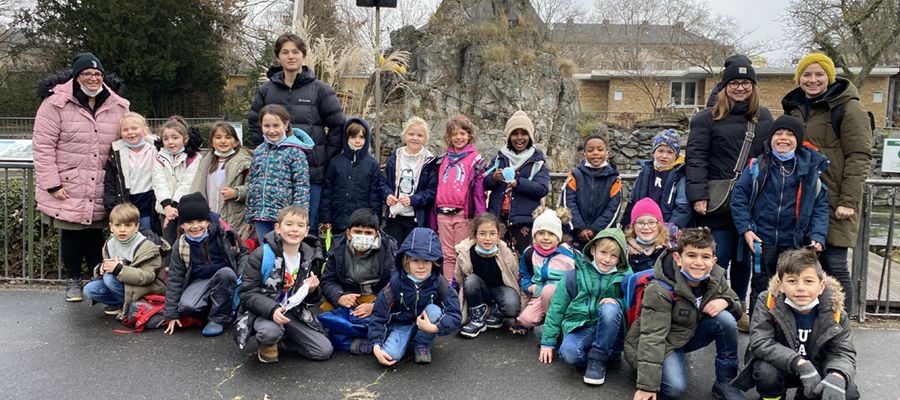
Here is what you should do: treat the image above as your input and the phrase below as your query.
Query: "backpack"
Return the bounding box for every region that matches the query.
[114,294,202,333]
[621,269,677,330]
[830,100,875,140]
[232,243,276,312]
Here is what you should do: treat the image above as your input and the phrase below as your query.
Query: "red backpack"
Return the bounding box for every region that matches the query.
[621,269,677,330]
[114,295,203,334]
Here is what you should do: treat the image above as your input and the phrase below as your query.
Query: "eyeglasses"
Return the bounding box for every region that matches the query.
[727,80,753,90]
[79,71,103,79]
[634,220,659,228]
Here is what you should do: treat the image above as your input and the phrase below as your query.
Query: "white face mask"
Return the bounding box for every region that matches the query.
[214,149,236,158]
[350,234,380,252]
[593,260,617,275]
[785,297,820,312]
[79,83,104,97]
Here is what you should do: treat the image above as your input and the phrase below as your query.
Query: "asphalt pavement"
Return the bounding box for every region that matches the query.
[1,287,898,399]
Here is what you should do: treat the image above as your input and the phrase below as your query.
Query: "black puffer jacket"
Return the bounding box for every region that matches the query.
[685,103,772,229]
[247,66,345,184]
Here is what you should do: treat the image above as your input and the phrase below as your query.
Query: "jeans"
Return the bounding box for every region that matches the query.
[711,228,749,301]
[462,274,521,317]
[176,267,238,324]
[83,273,126,307]
[659,311,739,398]
[254,220,275,244]
[558,303,623,367]
[819,246,853,314]
[139,216,152,232]
[308,183,322,237]
[381,304,443,360]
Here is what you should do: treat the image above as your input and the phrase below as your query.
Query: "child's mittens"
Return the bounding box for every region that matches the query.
[814,373,846,400]
[793,358,822,398]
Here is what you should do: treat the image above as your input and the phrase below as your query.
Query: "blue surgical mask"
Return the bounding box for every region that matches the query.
[593,260,617,275]
[680,269,710,282]
[264,135,286,146]
[407,273,430,283]
[123,139,146,148]
[474,245,499,256]
[635,235,656,246]
[772,149,795,162]
[185,231,209,243]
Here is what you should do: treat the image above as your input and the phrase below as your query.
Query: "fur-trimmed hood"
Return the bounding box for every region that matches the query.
[35,70,126,100]
[766,273,846,314]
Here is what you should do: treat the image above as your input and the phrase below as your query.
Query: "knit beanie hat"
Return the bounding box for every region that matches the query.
[651,129,681,155]
[723,54,752,69]
[630,198,665,227]
[795,53,836,85]
[177,192,211,225]
[72,52,104,76]
[767,115,806,148]
[504,110,535,144]
[532,208,563,241]
[720,57,756,85]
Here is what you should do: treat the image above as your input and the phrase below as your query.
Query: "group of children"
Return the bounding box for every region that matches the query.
[79,106,856,399]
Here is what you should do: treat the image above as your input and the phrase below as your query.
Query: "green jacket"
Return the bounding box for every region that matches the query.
[541,228,632,348]
[782,78,873,247]
[189,148,253,241]
[624,248,742,392]
[93,233,167,318]
[734,274,856,390]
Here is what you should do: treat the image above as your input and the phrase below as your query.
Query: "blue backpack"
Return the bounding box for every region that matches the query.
[621,269,677,329]
[232,243,276,313]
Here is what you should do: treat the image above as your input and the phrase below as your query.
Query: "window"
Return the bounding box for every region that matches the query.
[670,81,698,107]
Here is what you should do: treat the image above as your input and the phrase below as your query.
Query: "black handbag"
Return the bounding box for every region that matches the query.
[706,121,756,214]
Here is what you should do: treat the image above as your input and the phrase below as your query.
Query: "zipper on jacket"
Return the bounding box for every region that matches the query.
[775,164,786,246]
[261,148,272,217]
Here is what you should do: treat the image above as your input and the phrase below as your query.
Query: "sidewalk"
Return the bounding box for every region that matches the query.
[1,287,898,399]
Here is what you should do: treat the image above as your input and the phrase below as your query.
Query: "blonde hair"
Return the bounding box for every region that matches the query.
[402,117,430,142]
[592,237,621,257]
[109,203,140,225]
[624,224,670,247]
[118,112,150,137]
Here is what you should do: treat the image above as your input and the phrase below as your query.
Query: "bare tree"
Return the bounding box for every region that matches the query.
[787,0,900,87]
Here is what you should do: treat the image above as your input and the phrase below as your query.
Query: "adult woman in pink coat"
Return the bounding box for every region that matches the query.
[33,53,129,301]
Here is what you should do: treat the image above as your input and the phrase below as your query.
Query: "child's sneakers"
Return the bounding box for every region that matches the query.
[413,345,432,364]
[737,303,750,333]
[103,305,122,315]
[202,321,225,337]
[583,351,607,385]
[258,344,279,364]
[350,338,372,355]
[483,305,504,329]
[65,279,83,302]
[460,304,488,338]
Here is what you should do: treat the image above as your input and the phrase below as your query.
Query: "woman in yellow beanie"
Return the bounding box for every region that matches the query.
[781,52,873,314]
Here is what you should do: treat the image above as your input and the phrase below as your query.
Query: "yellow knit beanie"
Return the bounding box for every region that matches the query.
[795,53,836,85]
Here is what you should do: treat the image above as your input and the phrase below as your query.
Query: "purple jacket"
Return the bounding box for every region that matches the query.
[33,73,129,225]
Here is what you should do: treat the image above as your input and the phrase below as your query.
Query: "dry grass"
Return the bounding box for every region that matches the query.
[557,57,576,77]
[483,44,511,64]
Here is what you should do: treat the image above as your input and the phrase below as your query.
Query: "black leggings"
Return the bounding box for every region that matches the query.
[59,228,104,280]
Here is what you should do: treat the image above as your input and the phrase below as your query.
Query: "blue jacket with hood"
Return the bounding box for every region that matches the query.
[623,159,692,228]
[563,162,622,234]
[378,148,439,228]
[367,228,462,347]
[319,117,383,231]
[730,119,830,248]
[245,129,314,223]
[483,147,550,226]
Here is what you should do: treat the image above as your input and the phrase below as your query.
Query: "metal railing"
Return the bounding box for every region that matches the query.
[0,117,225,139]
[2,162,898,321]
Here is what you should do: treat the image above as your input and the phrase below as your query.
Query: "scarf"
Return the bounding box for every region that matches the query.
[499,145,536,173]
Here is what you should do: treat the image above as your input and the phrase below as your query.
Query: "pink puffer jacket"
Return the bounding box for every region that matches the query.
[33,77,129,225]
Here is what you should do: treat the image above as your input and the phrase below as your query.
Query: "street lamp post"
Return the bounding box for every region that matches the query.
[356,0,397,161]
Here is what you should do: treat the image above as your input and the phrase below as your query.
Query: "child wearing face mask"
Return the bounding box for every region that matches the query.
[369,227,462,366]
[190,122,253,240]
[622,129,691,229]
[245,104,315,243]
[562,133,622,250]
[512,207,577,334]
[153,116,203,245]
[733,249,859,400]
[104,112,159,232]
[625,198,674,273]
[454,213,527,339]
[319,117,382,236]
[730,115,830,319]
[540,228,632,386]
[318,208,398,354]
